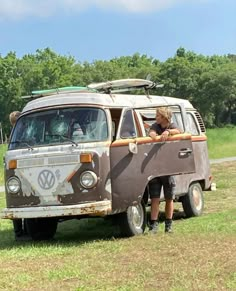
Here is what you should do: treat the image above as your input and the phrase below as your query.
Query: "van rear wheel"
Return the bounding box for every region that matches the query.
[25,218,58,241]
[182,182,204,217]
[118,201,147,237]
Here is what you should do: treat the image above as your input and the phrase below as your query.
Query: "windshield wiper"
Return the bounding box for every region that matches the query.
[46,134,78,146]
[10,140,34,150]
[61,135,78,146]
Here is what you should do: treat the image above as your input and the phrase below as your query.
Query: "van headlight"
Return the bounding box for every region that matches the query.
[80,171,98,189]
[7,177,21,194]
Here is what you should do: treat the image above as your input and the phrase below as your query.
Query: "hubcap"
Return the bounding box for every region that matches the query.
[128,204,144,230]
[192,186,202,211]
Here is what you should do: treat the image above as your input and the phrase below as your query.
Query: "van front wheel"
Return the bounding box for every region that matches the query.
[182,183,204,217]
[25,218,58,241]
[118,201,147,237]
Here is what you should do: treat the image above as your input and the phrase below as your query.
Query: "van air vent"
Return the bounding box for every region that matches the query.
[194,112,206,133]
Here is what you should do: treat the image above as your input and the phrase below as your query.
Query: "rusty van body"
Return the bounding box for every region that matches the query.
[1,79,212,239]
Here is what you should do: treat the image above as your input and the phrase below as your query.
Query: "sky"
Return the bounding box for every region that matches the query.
[0,0,235,63]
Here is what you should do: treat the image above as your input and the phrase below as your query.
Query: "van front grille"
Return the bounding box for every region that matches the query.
[17,155,80,168]
[48,155,79,165]
[18,158,44,168]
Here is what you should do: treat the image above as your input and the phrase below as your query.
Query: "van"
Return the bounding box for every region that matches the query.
[1,79,212,240]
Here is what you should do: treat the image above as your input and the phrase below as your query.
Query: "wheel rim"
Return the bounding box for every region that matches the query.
[128,204,144,230]
[192,185,203,211]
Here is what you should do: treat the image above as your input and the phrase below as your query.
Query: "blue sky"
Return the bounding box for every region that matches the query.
[0,0,235,62]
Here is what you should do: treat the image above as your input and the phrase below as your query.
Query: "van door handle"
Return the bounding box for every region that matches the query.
[179,148,192,157]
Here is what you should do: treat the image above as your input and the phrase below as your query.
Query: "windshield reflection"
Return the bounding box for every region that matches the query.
[9,107,108,150]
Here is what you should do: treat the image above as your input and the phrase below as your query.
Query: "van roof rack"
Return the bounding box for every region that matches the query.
[87,78,163,94]
[21,80,164,100]
[21,86,96,99]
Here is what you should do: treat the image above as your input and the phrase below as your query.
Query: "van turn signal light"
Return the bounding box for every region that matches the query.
[9,160,17,169]
[80,153,92,163]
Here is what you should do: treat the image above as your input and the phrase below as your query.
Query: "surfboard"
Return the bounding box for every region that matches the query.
[87,79,156,92]
[32,86,92,95]
[22,86,96,99]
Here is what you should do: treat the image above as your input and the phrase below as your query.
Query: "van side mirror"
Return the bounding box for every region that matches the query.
[129,142,138,154]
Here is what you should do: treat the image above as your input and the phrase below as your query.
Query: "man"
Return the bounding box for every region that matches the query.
[148,107,181,233]
[9,111,30,241]
[9,111,21,127]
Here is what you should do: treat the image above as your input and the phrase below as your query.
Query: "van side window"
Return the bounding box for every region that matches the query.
[110,109,122,140]
[120,110,136,139]
[172,112,184,133]
[137,110,155,136]
[186,112,200,135]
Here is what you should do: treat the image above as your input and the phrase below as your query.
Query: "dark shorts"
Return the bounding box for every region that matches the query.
[149,176,175,200]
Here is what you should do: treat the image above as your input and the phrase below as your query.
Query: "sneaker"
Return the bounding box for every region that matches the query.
[148,220,159,234]
[165,220,173,233]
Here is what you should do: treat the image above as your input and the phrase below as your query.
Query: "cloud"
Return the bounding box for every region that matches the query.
[0,0,210,20]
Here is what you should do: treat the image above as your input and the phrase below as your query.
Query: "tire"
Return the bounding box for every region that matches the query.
[25,218,58,241]
[182,182,204,218]
[117,201,147,237]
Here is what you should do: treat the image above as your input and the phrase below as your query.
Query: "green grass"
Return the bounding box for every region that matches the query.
[0,127,235,289]
[206,127,236,159]
[0,161,235,290]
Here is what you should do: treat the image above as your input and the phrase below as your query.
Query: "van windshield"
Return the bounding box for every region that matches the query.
[9,107,108,150]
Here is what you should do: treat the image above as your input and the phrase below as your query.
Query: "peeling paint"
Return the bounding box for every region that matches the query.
[0,200,112,219]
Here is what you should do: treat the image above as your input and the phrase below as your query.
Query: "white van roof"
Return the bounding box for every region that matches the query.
[22,92,194,113]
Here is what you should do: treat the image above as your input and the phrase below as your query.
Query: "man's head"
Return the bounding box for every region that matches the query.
[9,111,21,126]
[155,107,172,124]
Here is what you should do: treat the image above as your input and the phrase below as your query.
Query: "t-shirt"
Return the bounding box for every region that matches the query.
[150,122,178,135]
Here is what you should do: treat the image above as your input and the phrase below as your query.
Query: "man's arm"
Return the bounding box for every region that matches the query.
[149,129,157,139]
[164,128,181,135]
[160,126,181,141]
[149,125,181,141]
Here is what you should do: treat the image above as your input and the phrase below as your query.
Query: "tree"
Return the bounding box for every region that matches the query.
[198,63,236,126]
[0,47,235,137]
[20,48,77,94]
[0,52,23,135]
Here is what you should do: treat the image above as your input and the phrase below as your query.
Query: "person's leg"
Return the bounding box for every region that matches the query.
[165,199,174,220]
[23,219,28,234]
[13,219,30,241]
[13,219,23,238]
[150,197,160,221]
[163,176,175,233]
[149,198,160,234]
[165,199,174,233]
[149,178,162,233]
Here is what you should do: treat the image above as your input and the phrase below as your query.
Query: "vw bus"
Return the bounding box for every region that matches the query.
[1,79,212,240]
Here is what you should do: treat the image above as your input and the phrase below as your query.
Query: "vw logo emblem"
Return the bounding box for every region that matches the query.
[38,170,55,190]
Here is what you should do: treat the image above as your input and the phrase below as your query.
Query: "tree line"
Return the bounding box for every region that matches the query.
[0,47,235,137]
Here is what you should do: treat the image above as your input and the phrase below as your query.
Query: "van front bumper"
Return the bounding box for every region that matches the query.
[0,200,112,219]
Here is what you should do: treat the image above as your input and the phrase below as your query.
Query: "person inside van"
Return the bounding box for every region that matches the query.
[9,111,30,241]
[148,107,181,234]
[120,122,136,138]
[120,111,136,138]
[9,111,21,127]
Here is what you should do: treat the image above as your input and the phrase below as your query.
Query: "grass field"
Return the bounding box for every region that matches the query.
[0,161,235,290]
[206,127,236,159]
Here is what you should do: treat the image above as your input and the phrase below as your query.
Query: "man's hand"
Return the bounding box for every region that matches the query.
[160,130,170,141]
[149,130,157,140]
